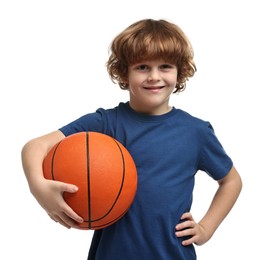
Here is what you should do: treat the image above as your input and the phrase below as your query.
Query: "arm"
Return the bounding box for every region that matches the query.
[175,166,242,245]
[21,130,83,229]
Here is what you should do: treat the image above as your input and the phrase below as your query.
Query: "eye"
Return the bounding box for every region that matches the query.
[160,64,174,70]
[135,64,149,71]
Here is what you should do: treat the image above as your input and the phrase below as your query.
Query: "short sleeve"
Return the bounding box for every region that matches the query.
[198,123,233,180]
[59,108,107,137]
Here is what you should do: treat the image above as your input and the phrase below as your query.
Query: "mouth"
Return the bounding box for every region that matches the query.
[143,86,165,91]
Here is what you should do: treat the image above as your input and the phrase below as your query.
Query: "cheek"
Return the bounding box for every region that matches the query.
[128,84,138,96]
[128,74,142,89]
[168,75,178,86]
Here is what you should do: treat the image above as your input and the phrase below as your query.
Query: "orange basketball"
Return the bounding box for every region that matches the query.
[42,131,137,230]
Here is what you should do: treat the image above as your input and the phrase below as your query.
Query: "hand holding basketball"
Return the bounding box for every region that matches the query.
[42,132,138,230]
[33,178,83,229]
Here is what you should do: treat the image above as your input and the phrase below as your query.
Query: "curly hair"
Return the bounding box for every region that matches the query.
[106,19,197,93]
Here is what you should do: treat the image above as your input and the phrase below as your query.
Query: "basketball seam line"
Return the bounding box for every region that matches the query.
[86,132,92,229]
[51,142,61,180]
[88,137,127,229]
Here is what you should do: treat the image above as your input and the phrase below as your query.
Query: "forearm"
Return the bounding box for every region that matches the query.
[198,166,242,239]
[21,139,50,195]
[21,130,65,191]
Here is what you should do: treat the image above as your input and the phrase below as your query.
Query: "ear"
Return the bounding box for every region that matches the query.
[121,77,129,89]
[122,76,128,83]
[123,82,129,90]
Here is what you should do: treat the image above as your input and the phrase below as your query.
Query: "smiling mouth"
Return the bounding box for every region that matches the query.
[143,86,164,90]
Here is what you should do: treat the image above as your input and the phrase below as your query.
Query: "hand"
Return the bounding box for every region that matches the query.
[175,212,209,246]
[31,179,84,229]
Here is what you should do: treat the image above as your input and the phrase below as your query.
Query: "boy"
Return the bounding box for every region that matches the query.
[21,19,242,259]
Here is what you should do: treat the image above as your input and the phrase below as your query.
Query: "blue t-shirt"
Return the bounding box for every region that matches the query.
[59,102,233,260]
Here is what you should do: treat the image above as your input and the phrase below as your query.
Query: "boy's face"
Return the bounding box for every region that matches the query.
[127,59,177,115]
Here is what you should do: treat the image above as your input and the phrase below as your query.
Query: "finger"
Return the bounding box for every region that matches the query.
[57,182,84,223]
[59,182,79,194]
[181,236,196,246]
[48,213,58,223]
[175,219,195,231]
[57,212,79,229]
[175,225,195,237]
[49,213,72,229]
[180,212,193,220]
[63,205,84,224]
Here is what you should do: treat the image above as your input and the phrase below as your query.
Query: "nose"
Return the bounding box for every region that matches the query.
[147,68,161,81]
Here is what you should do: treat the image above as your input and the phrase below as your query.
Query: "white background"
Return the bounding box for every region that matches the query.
[1,0,263,259]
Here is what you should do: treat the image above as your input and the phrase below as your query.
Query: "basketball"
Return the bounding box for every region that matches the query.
[42,131,138,230]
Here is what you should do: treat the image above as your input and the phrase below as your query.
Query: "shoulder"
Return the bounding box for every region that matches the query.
[96,102,126,114]
[176,109,212,130]
[95,102,127,121]
[59,103,124,136]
